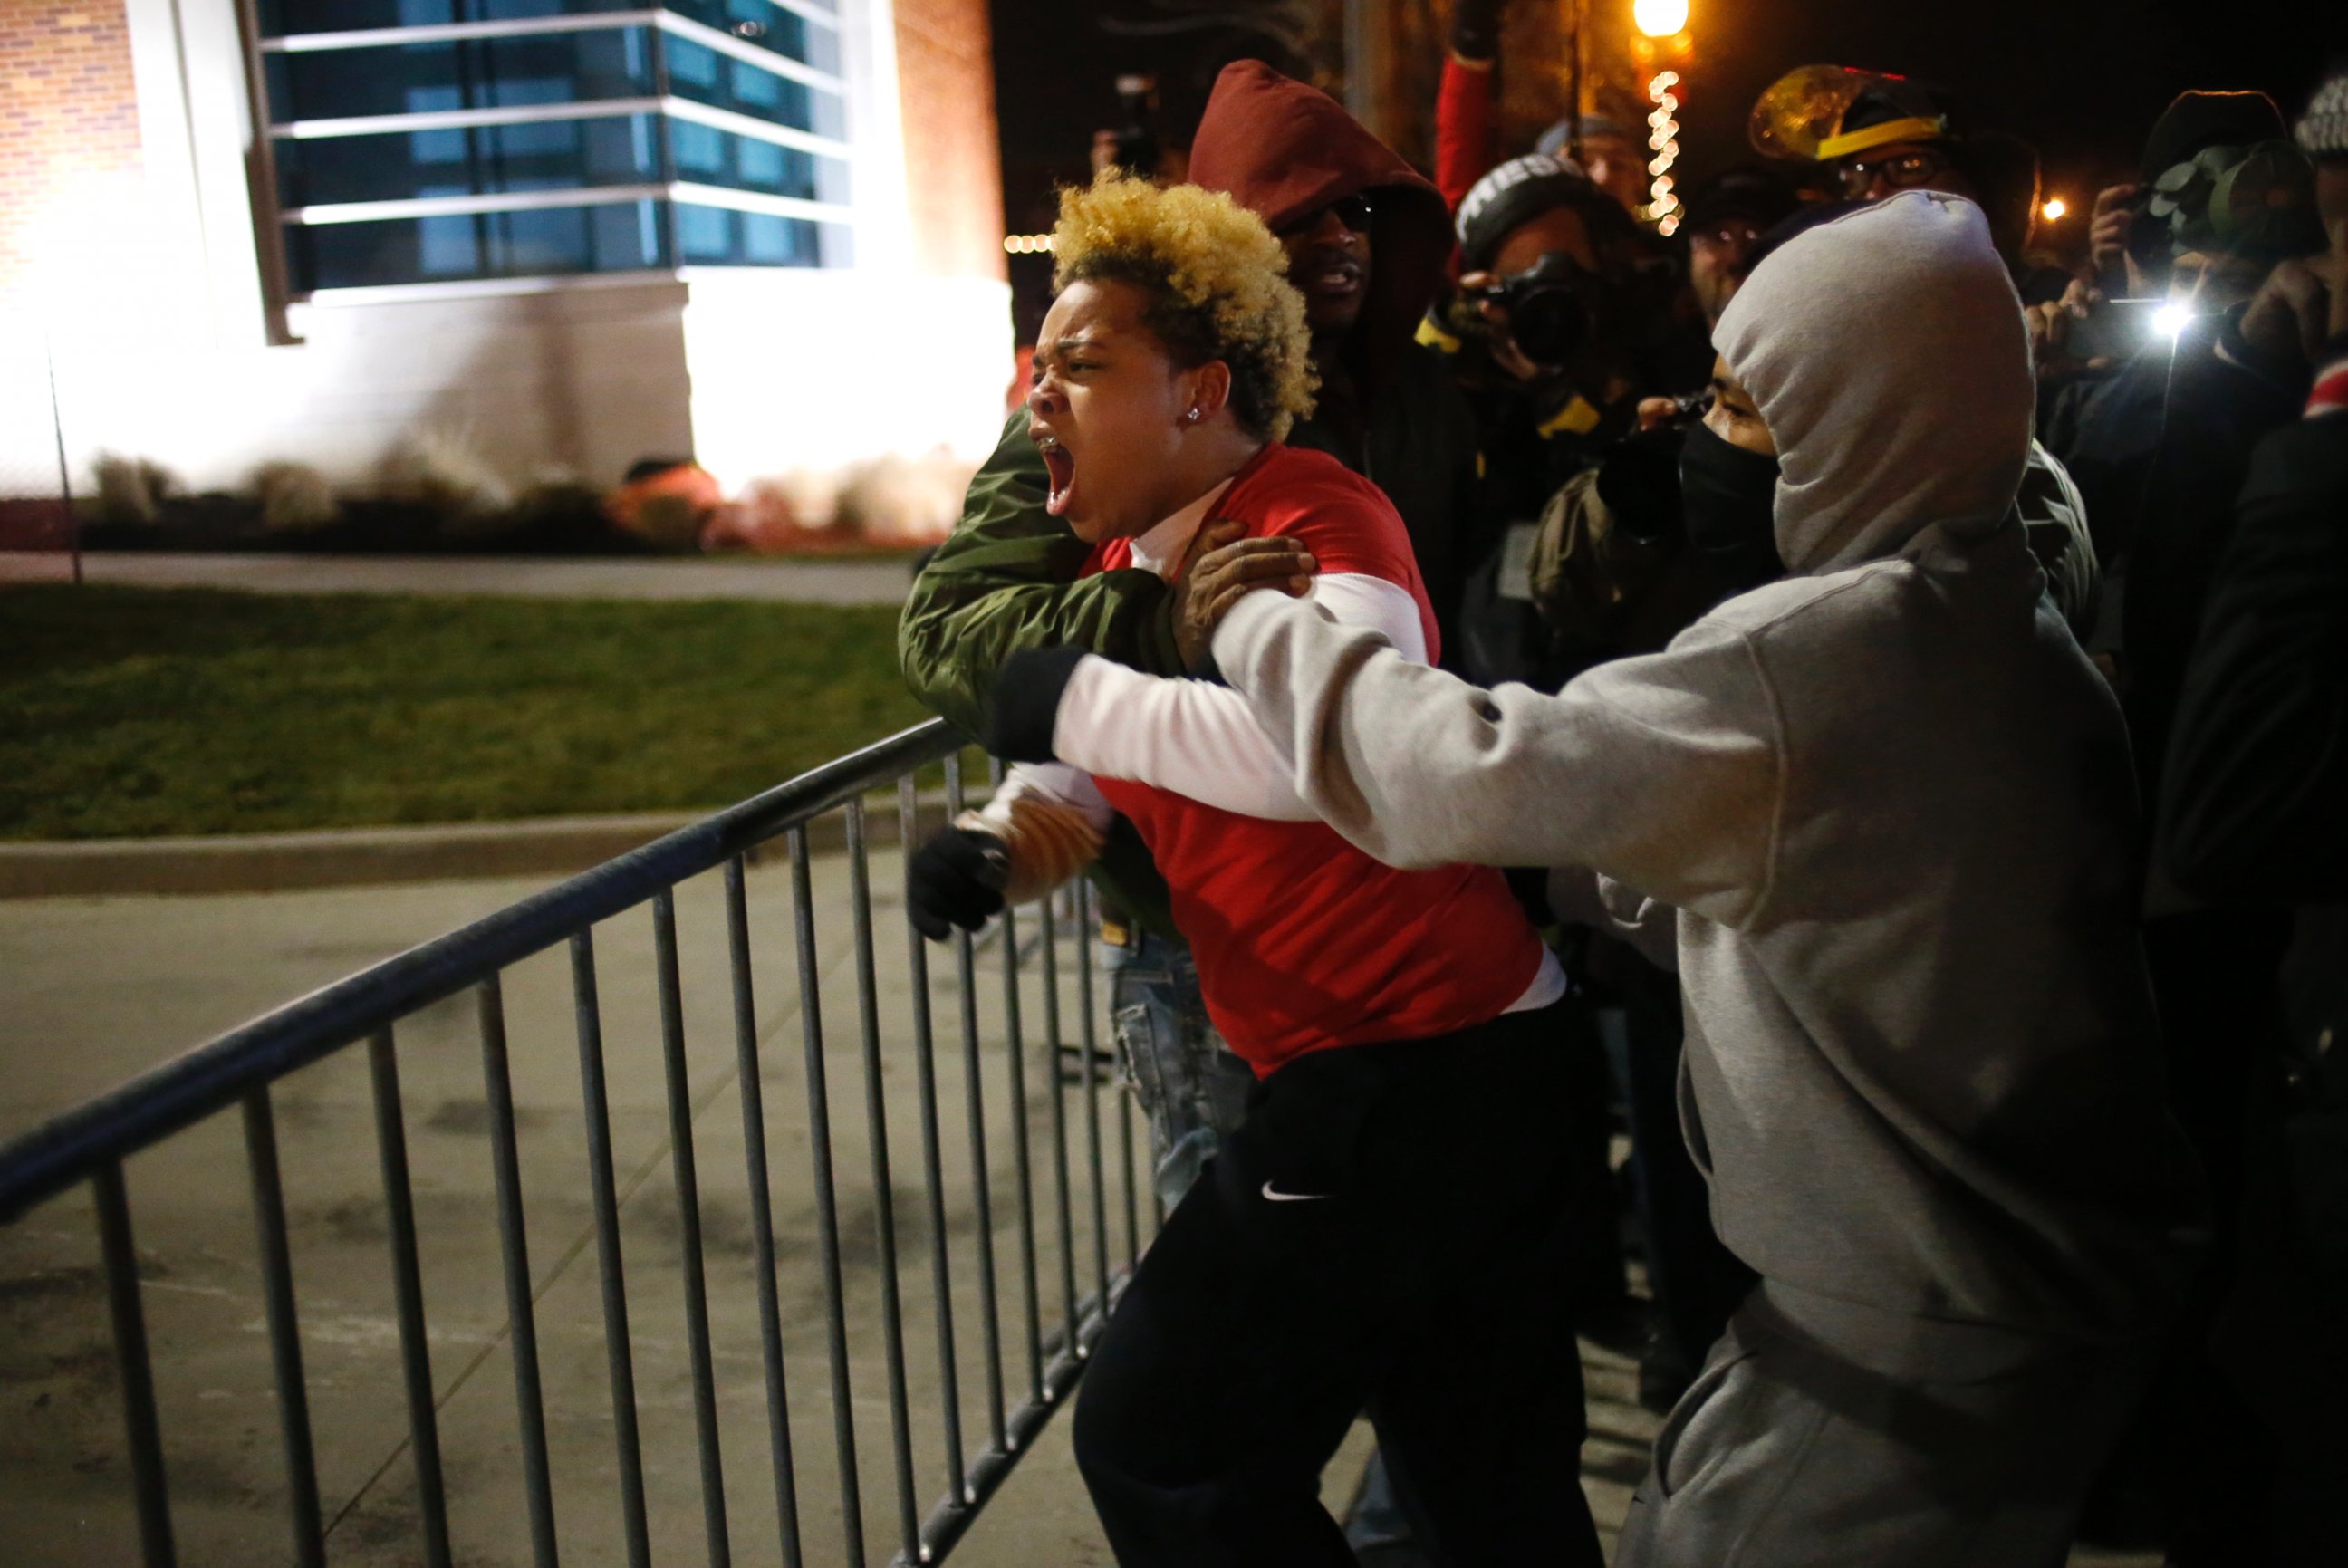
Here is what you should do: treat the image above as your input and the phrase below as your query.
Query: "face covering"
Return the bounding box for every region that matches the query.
[1678,418,1785,589]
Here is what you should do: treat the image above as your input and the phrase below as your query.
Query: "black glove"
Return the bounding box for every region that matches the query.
[984,645,1089,763]
[1451,0,1502,61]
[907,826,1010,940]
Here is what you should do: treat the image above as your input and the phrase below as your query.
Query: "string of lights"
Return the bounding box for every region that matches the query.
[1648,69,1683,236]
[1003,234,1056,255]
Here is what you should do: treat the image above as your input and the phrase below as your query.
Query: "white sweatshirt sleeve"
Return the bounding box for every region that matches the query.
[1048,572,1426,822]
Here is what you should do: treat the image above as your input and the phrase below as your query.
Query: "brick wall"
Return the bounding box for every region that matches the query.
[0,0,145,293]
[891,0,1006,283]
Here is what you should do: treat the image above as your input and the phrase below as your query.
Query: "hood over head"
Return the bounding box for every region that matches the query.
[1188,60,1453,390]
[1713,190,2032,574]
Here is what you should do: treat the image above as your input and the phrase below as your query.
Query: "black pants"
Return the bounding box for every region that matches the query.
[1071,1005,1603,1568]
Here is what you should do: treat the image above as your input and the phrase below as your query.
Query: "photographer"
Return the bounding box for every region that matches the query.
[2036,86,2336,1564]
[1429,152,1691,687]
[2158,209,2348,1564]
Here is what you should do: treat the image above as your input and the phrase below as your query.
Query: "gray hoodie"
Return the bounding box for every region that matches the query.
[1210,193,2204,1343]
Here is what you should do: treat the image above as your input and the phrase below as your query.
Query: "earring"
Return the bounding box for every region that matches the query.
[1185,407,1200,424]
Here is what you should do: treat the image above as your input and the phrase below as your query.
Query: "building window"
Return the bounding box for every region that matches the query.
[259,0,851,294]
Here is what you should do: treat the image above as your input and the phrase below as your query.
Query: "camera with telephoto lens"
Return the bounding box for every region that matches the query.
[1474,250,1600,370]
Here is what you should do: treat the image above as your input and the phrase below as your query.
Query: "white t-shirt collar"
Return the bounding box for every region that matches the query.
[1125,476,1237,582]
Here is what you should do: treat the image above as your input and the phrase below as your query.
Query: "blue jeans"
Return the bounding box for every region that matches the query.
[1105,929,1256,1208]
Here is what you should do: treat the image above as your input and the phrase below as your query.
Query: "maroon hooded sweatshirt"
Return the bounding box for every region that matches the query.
[1187,61,1488,663]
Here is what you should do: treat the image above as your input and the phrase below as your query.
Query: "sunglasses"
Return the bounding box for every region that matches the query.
[1279,192,1374,238]
[1836,149,1950,197]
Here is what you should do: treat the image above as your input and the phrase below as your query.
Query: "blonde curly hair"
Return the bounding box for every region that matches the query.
[1051,172,1317,441]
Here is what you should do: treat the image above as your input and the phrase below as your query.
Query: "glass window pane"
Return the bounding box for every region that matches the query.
[658,0,839,74]
[287,197,670,289]
[669,200,842,267]
[277,112,660,205]
[663,120,845,205]
[263,0,641,35]
[661,37,844,139]
[265,28,655,123]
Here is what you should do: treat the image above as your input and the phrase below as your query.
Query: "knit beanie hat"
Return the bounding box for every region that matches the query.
[1457,153,1595,271]
[2298,68,2348,161]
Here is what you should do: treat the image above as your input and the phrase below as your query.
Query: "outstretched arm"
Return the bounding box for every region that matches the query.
[1208,590,1785,926]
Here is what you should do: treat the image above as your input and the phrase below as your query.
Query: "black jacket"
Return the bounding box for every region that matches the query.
[2161,409,2348,1073]
[2044,312,2310,797]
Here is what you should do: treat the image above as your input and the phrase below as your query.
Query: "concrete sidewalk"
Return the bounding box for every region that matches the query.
[0,550,917,603]
[0,871,2164,1568]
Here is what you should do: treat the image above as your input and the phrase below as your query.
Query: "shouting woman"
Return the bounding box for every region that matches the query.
[905,173,1602,1568]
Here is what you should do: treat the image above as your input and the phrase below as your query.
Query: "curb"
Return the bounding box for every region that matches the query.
[0,804,919,900]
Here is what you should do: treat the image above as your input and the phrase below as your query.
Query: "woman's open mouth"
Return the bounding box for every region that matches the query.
[1036,433,1078,517]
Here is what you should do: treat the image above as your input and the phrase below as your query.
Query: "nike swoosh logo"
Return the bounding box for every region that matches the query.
[1261,1181,1332,1203]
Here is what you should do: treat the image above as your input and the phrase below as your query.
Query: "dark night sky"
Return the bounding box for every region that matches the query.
[989,1,2343,245]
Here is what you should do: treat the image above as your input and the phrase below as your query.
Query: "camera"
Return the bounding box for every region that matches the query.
[1474,251,1598,370]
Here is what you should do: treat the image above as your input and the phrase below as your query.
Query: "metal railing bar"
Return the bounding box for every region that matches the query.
[998,899,1044,1408]
[725,855,806,1568]
[1038,894,1081,1355]
[887,1270,1134,1568]
[368,1028,454,1568]
[993,751,1044,1407]
[654,890,733,1568]
[787,824,868,1566]
[942,753,1008,1453]
[0,720,964,1222]
[571,933,653,1568]
[241,1088,326,1568]
[896,777,968,1508]
[476,976,560,1568]
[1075,883,1111,1311]
[846,800,924,1562]
[93,1159,177,1568]
[330,916,837,1554]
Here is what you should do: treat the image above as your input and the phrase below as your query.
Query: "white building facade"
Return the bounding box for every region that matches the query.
[2,0,1011,499]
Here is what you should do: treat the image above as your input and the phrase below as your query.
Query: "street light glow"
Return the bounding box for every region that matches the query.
[2041,197,2068,222]
[1633,0,1689,38]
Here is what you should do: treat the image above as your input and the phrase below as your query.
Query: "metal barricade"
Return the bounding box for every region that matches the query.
[0,720,1158,1567]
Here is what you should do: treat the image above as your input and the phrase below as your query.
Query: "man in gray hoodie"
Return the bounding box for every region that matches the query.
[1145,191,2207,1562]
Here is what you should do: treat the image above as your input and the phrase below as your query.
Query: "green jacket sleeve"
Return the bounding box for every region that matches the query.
[898,407,1183,736]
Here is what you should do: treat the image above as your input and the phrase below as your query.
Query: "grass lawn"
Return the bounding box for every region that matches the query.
[0,585,933,840]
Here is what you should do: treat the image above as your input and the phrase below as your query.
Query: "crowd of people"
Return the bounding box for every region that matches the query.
[894,18,2348,1567]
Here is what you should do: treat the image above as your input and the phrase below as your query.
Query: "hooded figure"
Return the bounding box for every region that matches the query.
[1169,192,2207,1564]
[1184,61,1488,652]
